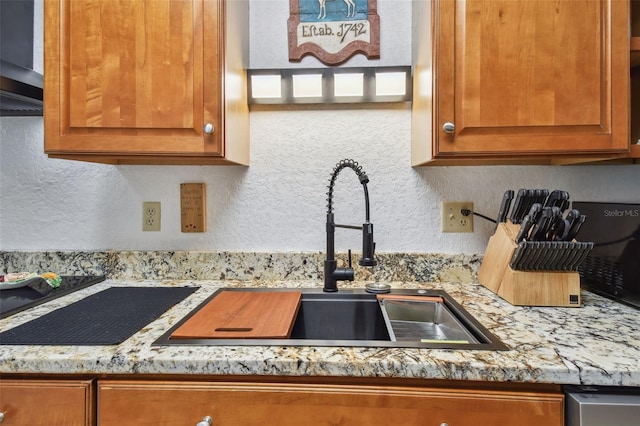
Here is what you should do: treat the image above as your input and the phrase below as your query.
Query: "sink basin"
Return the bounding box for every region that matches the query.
[290,293,390,341]
[380,298,480,343]
[154,288,508,350]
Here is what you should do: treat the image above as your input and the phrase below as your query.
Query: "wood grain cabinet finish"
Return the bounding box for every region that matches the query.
[412,0,630,165]
[97,380,563,425]
[0,379,94,426]
[43,0,249,165]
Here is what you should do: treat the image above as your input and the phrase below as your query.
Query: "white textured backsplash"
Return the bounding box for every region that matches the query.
[1,0,639,253]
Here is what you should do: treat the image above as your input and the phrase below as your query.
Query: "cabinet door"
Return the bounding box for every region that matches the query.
[0,379,94,425]
[98,380,563,426]
[433,0,628,158]
[44,0,223,161]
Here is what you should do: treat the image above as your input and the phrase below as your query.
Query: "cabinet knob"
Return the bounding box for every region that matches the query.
[0,412,4,423]
[442,122,455,134]
[196,416,212,426]
[203,123,215,135]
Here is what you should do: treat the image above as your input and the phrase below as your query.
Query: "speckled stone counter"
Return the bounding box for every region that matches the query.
[1,279,638,387]
[0,251,481,282]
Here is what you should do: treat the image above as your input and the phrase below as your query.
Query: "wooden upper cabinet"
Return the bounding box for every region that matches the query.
[44,0,249,165]
[412,0,630,165]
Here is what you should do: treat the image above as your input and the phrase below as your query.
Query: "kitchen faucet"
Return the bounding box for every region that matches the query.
[324,159,376,292]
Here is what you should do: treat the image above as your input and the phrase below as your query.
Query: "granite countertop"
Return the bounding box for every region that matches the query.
[0,279,638,387]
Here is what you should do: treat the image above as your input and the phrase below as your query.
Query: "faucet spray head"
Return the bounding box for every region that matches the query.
[359,222,377,267]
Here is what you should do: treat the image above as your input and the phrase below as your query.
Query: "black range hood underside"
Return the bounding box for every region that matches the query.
[0,59,43,116]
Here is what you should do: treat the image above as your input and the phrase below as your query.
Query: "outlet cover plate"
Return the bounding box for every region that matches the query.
[143,202,161,232]
[442,202,473,233]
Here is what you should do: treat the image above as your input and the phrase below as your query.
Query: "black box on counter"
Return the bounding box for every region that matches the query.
[572,202,640,305]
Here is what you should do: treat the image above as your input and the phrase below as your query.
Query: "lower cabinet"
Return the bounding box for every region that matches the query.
[97,379,563,426]
[0,379,94,425]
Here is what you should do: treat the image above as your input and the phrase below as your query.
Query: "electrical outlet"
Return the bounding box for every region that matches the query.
[142,202,161,232]
[442,202,473,233]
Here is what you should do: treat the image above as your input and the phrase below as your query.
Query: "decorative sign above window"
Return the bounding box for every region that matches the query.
[288,0,380,65]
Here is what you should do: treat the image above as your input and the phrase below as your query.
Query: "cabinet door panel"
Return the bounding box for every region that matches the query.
[66,0,198,131]
[45,0,222,157]
[434,0,628,157]
[460,1,601,128]
[98,380,563,426]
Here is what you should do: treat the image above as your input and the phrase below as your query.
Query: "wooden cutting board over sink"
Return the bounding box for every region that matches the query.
[170,291,302,339]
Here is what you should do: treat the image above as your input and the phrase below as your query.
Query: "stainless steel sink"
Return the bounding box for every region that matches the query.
[154,288,508,350]
[289,293,390,341]
[380,298,480,344]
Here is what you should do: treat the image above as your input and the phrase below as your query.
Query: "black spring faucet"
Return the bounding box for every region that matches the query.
[324,159,377,292]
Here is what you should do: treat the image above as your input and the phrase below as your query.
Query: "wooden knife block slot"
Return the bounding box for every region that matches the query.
[478,223,581,307]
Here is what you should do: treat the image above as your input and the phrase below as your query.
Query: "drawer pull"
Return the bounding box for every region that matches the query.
[196,415,213,426]
[203,123,215,135]
[442,122,455,134]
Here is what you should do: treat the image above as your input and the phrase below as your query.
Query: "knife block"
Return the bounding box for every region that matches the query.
[478,222,581,307]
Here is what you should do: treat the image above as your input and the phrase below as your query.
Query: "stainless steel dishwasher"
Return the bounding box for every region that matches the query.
[564,385,640,426]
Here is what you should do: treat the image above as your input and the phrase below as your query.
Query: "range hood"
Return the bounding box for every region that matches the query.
[0,59,43,116]
[0,0,43,116]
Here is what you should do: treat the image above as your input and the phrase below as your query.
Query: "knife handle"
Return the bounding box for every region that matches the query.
[527,203,543,224]
[544,190,560,208]
[546,206,563,239]
[565,214,586,241]
[515,214,534,243]
[530,208,553,241]
[526,241,545,270]
[552,219,572,241]
[570,242,593,270]
[496,189,514,225]
[510,189,527,224]
[519,189,535,221]
[538,189,549,205]
[566,209,580,222]
[509,241,527,270]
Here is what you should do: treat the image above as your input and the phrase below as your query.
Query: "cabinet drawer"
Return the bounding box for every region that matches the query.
[0,379,94,425]
[98,380,563,426]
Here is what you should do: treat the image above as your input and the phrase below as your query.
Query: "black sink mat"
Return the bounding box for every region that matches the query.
[0,287,198,346]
